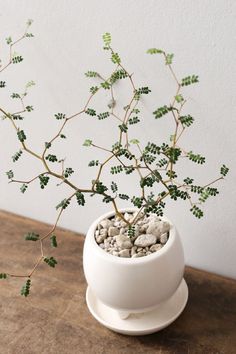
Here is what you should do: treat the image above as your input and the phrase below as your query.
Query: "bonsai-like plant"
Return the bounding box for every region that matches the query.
[0,22,229,296]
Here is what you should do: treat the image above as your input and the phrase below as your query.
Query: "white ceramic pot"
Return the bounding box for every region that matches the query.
[83,208,185,316]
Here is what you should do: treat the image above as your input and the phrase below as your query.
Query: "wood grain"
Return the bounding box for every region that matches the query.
[0,210,235,354]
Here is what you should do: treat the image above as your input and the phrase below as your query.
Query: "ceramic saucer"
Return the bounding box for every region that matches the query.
[86,278,188,336]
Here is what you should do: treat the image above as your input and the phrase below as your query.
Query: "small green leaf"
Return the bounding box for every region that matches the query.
[45,154,58,162]
[39,175,50,189]
[97,112,110,120]
[101,81,111,90]
[153,105,171,119]
[156,158,168,168]
[110,70,128,84]
[102,32,111,48]
[83,139,92,147]
[94,181,108,194]
[12,55,23,64]
[175,94,184,103]
[54,113,66,120]
[128,116,140,125]
[188,151,205,164]
[90,86,99,94]
[166,53,174,65]
[118,123,128,133]
[179,115,194,127]
[146,48,163,54]
[0,273,7,279]
[103,195,113,203]
[128,226,135,238]
[26,105,34,112]
[183,177,194,185]
[13,114,24,120]
[88,160,99,167]
[50,235,57,248]
[191,185,204,194]
[181,75,199,86]
[131,196,143,208]
[118,194,129,200]
[124,166,135,174]
[76,191,85,206]
[220,164,229,177]
[111,52,121,64]
[166,170,177,179]
[130,139,140,144]
[12,150,23,162]
[21,279,31,297]
[85,71,99,78]
[45,142,52,149]
[111,181,118,193]
[190,205,204,218]
[25,232,39,241]
[6,36,12,45]
[6,170,14,179]
[25,33,34,38]
[110,165,123,174]
[85,108,96,116]
[56,198,70,210]
[17,130,26,142]
[11,92,20,99]
[25,80,35,88]
[26,19,33,26]
[20,184,28,193]
[44,256,57,268]
[63,167,74,178]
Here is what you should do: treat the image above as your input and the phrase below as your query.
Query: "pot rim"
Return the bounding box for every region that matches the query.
[86,207,177,264]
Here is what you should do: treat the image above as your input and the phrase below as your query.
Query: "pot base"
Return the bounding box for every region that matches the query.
[86,278,188,336]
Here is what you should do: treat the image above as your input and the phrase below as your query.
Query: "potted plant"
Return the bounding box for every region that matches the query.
[0,23,229,335]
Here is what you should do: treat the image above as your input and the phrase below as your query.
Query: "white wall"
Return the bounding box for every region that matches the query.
[0,0,235,279]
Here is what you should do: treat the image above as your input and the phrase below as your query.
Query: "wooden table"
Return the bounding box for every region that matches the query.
[0,210,235,354]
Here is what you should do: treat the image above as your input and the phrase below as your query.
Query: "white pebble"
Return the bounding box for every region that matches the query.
[146,221,170,239]
[119,227,126,234]
[100,219,113,229]
[115,234,133,249]
[134,234,157,247]
[112,251,119,257]
[108,226,119,237]
[100,229,108,237]
[119,249,130,258]
[96,234,106,244]
[132,253,145,258]
[160,232,168,244]
[150,244,162,252]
